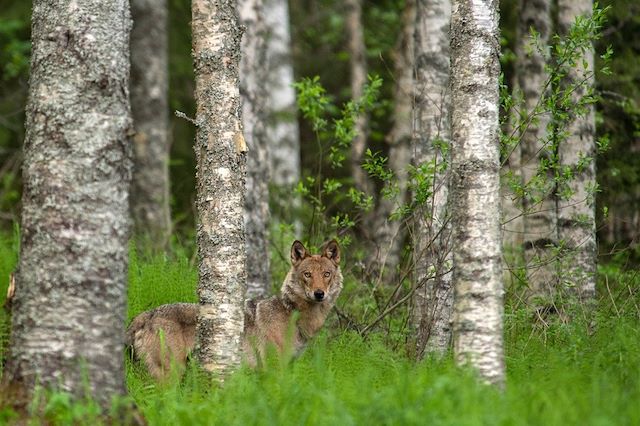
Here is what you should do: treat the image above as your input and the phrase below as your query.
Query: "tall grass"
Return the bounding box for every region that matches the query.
[0,228,18,365]
[0,235,639,425]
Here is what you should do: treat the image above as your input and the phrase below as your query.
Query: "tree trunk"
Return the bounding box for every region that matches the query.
[412,0,453,358]
[450,0,505,387]
[345,0,372,195]
[130,0,172,251]
[368,0,415,283]
[556,0,597,301]
[515,0,557,303]
[264,0,301,188]
[3,0,132,407]
[192,0,247,376]
[239,0,271,298]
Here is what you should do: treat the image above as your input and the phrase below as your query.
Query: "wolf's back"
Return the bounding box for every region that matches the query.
[125,303,198,348]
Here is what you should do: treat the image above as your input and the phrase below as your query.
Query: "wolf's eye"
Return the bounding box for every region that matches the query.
[323,271,331,278]
[304,272,311,278]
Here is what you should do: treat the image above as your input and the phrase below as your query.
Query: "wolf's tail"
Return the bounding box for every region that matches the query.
[125,310,152,348]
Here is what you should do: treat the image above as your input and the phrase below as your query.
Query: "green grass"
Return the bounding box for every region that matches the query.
[0,228,18,365]
[122,318,640,426]
[1,235,639,425]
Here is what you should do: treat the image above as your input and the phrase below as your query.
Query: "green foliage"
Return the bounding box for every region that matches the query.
[292,74,383,248]
[0,19,29,80]
[293,74,383,169]
[363,148,397,201]
[292,76,331,133]
[502,4,611,235]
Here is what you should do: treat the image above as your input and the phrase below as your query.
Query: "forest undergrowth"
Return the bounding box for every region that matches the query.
[0,234,639,425]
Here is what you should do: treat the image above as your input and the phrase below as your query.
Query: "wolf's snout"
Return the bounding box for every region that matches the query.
[313,289,325,301]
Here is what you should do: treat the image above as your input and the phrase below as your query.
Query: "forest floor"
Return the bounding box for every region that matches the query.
[0,235,639,425]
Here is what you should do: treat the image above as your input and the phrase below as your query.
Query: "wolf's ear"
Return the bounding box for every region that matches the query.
[291,240,309,265]
[322,240,341,265]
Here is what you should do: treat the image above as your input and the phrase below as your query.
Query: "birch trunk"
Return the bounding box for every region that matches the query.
[345,0,372,195]
[239,0,271,298]
[192,0,247,376]
[369,0,415,282]
[130,0,171,251]
[3,0,132,407]
[264,0,301,188]
[412,0,453,358]
[516,0,557,303]
[450,0,505,387]
[556,0,597,301]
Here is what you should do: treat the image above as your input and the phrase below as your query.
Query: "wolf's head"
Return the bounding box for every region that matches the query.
[286,239,343,304]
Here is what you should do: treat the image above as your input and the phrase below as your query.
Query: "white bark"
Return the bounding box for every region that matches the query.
[264,0,301,188]
[239,0,271,298]
[556,0,597,301]
[130,0,172,250]
[516,0,557,302]
[450,0,505,387]
[412,0,453,357]
[4,0,132,407]
[192,0,247,376]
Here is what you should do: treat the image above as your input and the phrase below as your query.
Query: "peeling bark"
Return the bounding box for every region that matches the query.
[412,0,453,358]
[556,0,597,301]
[450,0,505,387]
[192,0,247,376]
[239,0,271,298]
[3,0,132,407]
[130,0,171,251]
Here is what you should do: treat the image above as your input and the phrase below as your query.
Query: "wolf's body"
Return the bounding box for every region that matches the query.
[126,240,343,380]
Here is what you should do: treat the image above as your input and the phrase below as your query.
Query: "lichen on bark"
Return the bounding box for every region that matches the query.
[192,0,247,376]
[3,0,133,408]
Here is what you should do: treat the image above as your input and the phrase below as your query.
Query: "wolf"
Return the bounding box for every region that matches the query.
[126,239,343,380]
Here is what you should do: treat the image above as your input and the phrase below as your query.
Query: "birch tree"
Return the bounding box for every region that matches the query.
[369,0,415,282]
[239,0,271,298]
[450,0,505,387]
[516,0,557,303]
[2,0,132,407]
[412,0,453,357]
[556,0,597,301]
[264,0,301,189]
[192,0,247,376]
[130,0,171,250]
